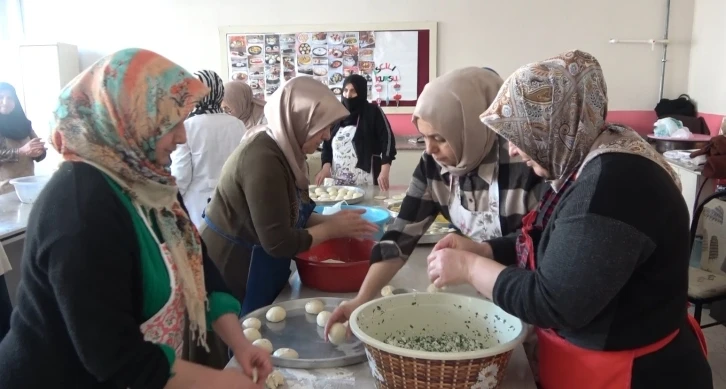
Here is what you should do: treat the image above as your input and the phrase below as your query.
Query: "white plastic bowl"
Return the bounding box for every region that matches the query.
[350,292,527,388]
[8,176,51,204]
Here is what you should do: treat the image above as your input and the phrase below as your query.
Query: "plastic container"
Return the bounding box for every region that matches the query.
[8,175,51,204]
[314,205,391,240]
[350,292,526,389]
[294,238,374,292]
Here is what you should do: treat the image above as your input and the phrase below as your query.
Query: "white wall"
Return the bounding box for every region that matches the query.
[22,0,694,110]
[688,0,726,115]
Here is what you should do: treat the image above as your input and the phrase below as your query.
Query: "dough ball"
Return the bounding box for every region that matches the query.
[273,348,299,359]
[243,328,262,342]
[427,284,441,293]
[252,338,273,354]
[381,285,394,297]
[266,306,287,322]
[242,317,262,330]
[309,195,318,200]
[338,188,348,195]
[316,310,332,327]
[352,192,363,199]
[265,370,285,388]
[314,188,324,194]
[343,195,354,200]
[327,188,338,194]
[305,299,325,315]
[328,322,347,345]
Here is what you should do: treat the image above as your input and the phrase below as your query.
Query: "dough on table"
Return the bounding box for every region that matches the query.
[373,195,387,200]
[266,306,287,322]
[381,285,394,297]
[305,299,325,314]
[253,338,273,354]
[392,194,405,200]
[242,317,262,330]
[328,322,347,345]
[243,328,262,342]
[316,310,332,327]
[273,348,299,359]
[265,370,285,389]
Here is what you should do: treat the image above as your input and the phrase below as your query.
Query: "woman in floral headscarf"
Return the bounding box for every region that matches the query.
[427,51,712,388]
[0,48,270,389]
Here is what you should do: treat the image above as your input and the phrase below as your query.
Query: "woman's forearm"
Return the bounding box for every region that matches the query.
[465,254,507,300]
[306,213,330,227]
[356,259,404,302]
[213,313,252,355]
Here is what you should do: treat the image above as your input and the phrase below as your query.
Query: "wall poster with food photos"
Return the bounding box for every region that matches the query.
[221,23,436,112]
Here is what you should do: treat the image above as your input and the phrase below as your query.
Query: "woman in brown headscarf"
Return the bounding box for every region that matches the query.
[197,77,378,366]
[222,81,267,129]
[326,67,545,334]
[428,50,711,389]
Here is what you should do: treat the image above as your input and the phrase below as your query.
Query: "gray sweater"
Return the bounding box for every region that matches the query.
[489,153,712,387]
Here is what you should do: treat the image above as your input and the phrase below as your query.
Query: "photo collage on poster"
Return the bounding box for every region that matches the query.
[228,31,377,101]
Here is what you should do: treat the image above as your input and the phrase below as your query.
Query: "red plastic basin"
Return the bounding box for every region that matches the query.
[294,238,374,293]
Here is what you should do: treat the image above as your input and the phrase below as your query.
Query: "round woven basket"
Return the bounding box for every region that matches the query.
[350,293,526,389]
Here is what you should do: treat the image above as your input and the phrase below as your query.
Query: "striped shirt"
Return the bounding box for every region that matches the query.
[371,136,546,263]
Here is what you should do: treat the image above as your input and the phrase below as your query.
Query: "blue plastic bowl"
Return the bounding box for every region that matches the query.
[314,205,391,240]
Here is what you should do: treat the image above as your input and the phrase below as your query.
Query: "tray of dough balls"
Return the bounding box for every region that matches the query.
[309,185,365,206]
[241,297,366,369]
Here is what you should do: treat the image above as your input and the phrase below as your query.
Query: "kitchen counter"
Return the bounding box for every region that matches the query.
[226,186,537,388]
[395,135,425,151]
[0,192,30,244]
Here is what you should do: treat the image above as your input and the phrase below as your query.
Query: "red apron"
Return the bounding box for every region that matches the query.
[517,209,708,389]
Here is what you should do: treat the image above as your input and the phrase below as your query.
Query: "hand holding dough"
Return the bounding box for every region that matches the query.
[243,328,262,342]
[266,306,287,322]
[305,299,325,314]
[328,322,347,345]
[316,310,332,327]
[253,338,273,354]
[273,348,299,359]
[243,317,262,330]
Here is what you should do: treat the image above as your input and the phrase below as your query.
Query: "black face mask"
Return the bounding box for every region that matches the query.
[340,74,368,115]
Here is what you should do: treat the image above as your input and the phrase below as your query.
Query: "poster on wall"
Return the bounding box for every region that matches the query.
[226,30,419,102]
[372,31,418,103]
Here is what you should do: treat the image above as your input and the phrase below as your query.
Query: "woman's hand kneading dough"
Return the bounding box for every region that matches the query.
[325,209,379,239]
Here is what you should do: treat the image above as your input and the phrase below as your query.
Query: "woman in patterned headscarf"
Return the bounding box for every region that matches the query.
[428,50,711,389]
[0,48,271,389]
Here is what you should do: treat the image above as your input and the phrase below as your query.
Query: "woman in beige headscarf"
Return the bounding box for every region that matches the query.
[222,81,267,128]
[197,77,378,366]
[326,67,545,334]
[427,51,711,389]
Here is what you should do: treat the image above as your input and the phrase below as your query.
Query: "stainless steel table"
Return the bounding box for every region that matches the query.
[226,186,537,388]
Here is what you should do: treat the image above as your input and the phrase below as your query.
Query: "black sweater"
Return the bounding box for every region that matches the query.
[490,154,712,388]
[0,162,231,389]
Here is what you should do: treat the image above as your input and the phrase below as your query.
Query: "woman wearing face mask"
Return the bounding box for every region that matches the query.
[428,51,712,389]
[0,82,47,194]
[199,77,379,364]
[315,74,396,190]
[326,67,545,333]
[0,49,271,389]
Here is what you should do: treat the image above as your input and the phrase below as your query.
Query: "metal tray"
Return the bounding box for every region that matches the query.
[241,297,366,369]
[309,185,366,206]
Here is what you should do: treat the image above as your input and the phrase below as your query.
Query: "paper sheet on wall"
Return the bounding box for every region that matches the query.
[372,31,418,102]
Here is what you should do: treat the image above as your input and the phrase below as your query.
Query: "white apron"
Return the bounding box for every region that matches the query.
[447,168,502,243]
[136,208,187,357]
[332,124,374,186]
